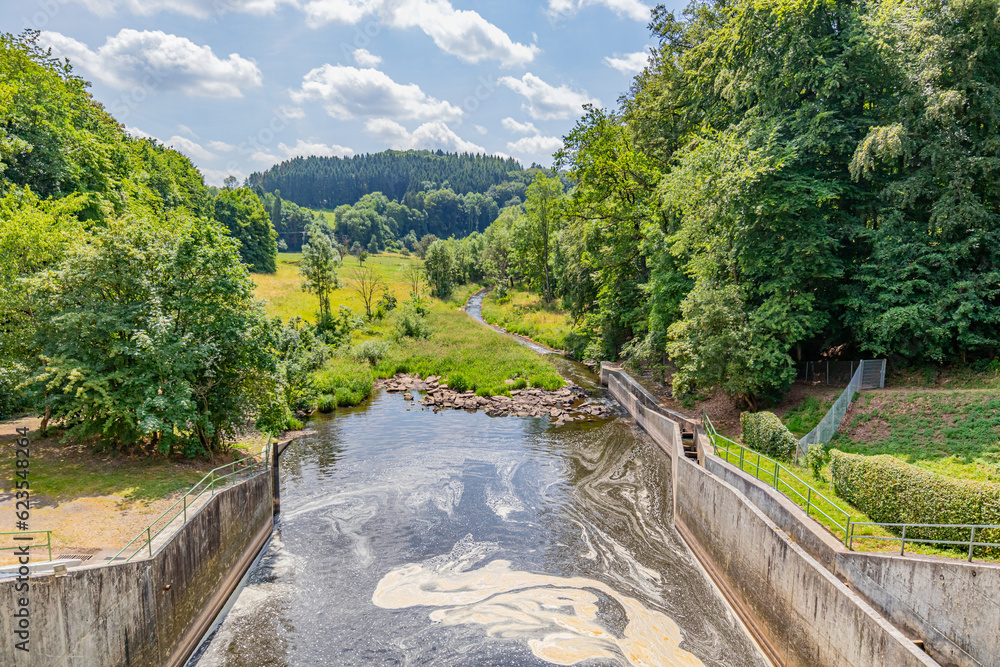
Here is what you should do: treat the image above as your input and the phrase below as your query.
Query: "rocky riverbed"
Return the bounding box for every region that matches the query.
[376,374,613,426]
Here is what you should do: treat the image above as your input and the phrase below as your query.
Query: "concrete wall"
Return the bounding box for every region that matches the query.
[836,553,1000,667]
[0,471,273,667]
[602,365,942,667]
[674,454,937,667]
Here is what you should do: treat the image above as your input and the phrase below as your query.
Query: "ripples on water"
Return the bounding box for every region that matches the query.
[194,389,767,667]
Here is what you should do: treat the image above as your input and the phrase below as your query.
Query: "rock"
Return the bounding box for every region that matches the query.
[403,393,413,401]
[549,408,563,418]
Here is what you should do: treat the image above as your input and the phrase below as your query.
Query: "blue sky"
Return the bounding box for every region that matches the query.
[5,0,681,186]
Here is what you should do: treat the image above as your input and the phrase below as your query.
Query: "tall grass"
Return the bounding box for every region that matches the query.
[481,288,577,352]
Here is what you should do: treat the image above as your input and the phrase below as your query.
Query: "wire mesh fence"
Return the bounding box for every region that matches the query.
[796,360,885,458]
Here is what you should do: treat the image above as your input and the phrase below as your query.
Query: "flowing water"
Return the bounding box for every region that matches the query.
[192,305,767,667]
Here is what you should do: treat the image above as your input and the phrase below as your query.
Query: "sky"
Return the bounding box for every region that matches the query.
[4,0,682,186]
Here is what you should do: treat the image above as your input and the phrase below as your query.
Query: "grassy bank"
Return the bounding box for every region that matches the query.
[480,288,578,353]
[831,390,1000,483]
[254,256,564,406]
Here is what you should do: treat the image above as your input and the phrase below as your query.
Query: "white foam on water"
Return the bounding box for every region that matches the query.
[372,537,704,667]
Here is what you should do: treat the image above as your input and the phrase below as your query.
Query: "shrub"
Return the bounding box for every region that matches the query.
[352,339,391,365]
[317,394,335,413]
[740,411,797,460]
[805,444,828,477]
[285,416,304,431]
[830,450,1000,547]
[448,374,470,393]
[313,356,374,407]
[391,306,431,340]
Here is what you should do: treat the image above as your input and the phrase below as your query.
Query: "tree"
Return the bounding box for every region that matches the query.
[415,233,438,259]
[520,172,565,301]
[424,240,454,298]
[300,227,341,326]
[27,216,279,455]
[352,265,386,319]
[404,261,425,298]
[368,234,379,255]
[214,187,278,273]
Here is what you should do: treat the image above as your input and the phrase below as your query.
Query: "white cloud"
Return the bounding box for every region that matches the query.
[353,48,382,67]
[125,125,155,140]
[365,118,485,154]
[251,139,355,165]
[277,105,306,119]
[547,0,651,22]
[501,117,539,135]
[507,135,563,156]
[302,0,536,66]
[39,29,262,98]
[499,73,599,121]
[605,50,649,74]
[164,135,216,161]
[386,0,538,67]
[69,0,295,18]
[177,124,199,138]
[301,0,377,26]
[474,125,488,135]
[208,140,238,152]
[293,64,462,121]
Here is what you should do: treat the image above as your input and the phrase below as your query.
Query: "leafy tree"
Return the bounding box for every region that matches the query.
[214,187,278,273]
[424,240,454,299]
[367,234,379,255]
[518,172,565,301]
[300,227,341,326]
[415,233,438,258]
[28,216,279,455]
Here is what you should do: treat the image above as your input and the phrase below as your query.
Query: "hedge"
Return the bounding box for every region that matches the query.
[740,411,797,460]
[830,450,1000,547]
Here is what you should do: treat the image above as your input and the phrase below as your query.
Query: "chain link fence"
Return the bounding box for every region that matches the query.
[796,360,885,458]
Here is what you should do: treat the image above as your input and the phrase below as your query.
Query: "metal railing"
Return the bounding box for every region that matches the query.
[848,522,1000,561]
[112,437,272,563]
[704,414,854,544]
[0,530,52,562]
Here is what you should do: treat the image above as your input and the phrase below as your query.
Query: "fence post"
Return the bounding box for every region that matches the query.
[47,531,52,562]
[806,488,812,517]
[968,526,976,562]
[900,525,907,555]
[184,494,187,523]
[739,446,745,472]
[774,465,780,490]
[147,527,152,558]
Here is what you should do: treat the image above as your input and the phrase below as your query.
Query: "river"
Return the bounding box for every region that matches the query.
[191,302,767,667]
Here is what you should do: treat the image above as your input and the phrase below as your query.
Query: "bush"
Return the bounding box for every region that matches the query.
[317,394,335,413]
[830,450,1000,547]
[313,356,374,407]
[740,411,797,460]
[391,306,431,340]
[285,416,304,431]
[448,374,470,393]
[805,443,828,477]
[352,339,391,365]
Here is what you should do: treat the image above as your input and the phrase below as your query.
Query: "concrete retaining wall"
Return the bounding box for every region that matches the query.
[602,364,943,667]
[0,471,273,666]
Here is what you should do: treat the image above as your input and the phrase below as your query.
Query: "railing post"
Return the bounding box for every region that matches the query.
[183,495,187,523]
[847,520,853,549]
[739,446,745,471]
[47,531,52,562]
[774,465,780,490]
[148,527,152,558]
[969,526,976,562]
[900,525,907,555]
[806,488,812,517]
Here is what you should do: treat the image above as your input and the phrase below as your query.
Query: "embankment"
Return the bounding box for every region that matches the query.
[601,364,995,667]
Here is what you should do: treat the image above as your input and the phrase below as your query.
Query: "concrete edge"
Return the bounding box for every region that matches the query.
[165,516,274,667]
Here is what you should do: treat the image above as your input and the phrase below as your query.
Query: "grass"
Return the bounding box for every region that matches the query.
[782,395,833,438]
[252,257,565,404]
[831,390,1000,482]
[709,430,996,560]
[374,295,564,396]
[0,429,237,503]
[480,288,578,352]
[254,252,423,322]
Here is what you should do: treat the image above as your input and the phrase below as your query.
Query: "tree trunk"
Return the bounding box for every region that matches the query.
[40,403,51,438]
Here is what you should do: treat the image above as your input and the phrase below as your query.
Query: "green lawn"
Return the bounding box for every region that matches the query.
[831,390,1000,482]
[781,395,834,438]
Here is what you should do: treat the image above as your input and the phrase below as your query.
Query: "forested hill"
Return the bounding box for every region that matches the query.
[247,150,524,209]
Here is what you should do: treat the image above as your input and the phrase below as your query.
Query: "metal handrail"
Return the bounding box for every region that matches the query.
[848,522,1000,561]
[703,413,854,544]
[0,530,53,562]
[112,436,272,563]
